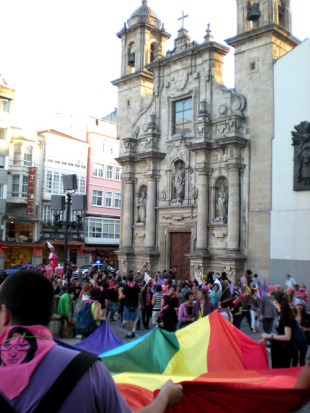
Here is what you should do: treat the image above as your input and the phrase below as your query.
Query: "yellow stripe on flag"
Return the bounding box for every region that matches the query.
[162,316,210,377]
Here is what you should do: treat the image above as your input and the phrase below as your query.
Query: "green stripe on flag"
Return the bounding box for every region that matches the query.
[101,327,180,375]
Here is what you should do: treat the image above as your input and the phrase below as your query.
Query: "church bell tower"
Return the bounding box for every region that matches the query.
[226,0,299,275]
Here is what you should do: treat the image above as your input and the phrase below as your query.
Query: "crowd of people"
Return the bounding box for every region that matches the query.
[35,262,309,371]
[0,266,310,411]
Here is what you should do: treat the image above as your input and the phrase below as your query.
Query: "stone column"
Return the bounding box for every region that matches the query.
[122,179,134,248]
[227,166,240,250]
[196,170,209,250]
[145,178,156,249]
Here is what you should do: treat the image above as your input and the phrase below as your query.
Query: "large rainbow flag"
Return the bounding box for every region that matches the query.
[98,311,310,412]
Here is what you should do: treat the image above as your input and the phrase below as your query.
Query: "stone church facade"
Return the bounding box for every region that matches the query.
[113,0,298,279]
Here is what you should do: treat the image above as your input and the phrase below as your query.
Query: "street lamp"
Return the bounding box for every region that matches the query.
[51,174,87,278]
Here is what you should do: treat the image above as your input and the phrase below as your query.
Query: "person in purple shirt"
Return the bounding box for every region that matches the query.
[0,270,182,412]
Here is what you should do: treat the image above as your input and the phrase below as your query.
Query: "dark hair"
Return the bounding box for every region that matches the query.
[127,274,134,282]
[199,288,209,300]
[273,291,295,321]
[293,284,299,291]
[0,271,54,326]
[67,286,74,294]
[184,290,194,301]
[155,284,162,292]
[90,287,101,300]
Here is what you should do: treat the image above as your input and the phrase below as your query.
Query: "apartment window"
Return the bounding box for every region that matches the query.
[106,165,113,180]
[92,190,103,206]
[105,192,112,207]
[43,205,51,223]
[0,156,5,168]
[173,97,192,135]
[12,175,19,197]
[115,167,122,181]
[46,171,53,193]
[0,184,3,198]
[77,176,86,194]
[89,219,102,238]
[24,146,33,166]
[22,176,28,198]
[0,98,10,113]
[103,220,115,238]
[93,163,104,178]
[114,193,121,209]
[13,143,22,165]
[86,217,119,240]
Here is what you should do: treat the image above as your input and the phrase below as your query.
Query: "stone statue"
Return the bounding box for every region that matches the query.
[172,161,185,204]
[214,183,228,224]
[292,121,310,191]
[296,142,310,185]
[137,190,147,223]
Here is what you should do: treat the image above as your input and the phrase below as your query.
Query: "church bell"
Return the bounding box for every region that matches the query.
[128,52,135,67]
[247,3,261,21]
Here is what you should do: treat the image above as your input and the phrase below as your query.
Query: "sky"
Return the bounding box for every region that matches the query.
[1,0,309,129]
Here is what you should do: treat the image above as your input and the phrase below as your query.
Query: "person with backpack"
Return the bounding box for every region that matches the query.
[76,288,106,338]
[0,271,182,412]
[261,291,296,368]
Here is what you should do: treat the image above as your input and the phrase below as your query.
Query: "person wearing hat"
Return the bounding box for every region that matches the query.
[293,299,310,366]
[260,285,277,334]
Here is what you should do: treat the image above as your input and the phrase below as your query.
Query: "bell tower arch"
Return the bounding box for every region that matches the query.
[237,0,291,34]
[117,0,170,78]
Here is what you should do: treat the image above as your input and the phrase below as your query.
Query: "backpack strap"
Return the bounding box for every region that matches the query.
[33,351,99,413]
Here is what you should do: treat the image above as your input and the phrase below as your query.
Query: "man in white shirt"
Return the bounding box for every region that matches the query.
[285,274,296,289]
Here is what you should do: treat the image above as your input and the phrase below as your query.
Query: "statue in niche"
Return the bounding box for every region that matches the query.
[137,189,147,223]
[213,182,228,224]
[292,121,310,191]
[172,161,185,205]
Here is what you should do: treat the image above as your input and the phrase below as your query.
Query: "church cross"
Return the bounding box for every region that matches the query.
[178,11,189,29]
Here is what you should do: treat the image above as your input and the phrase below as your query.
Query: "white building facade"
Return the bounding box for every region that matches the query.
[270,38,310,284]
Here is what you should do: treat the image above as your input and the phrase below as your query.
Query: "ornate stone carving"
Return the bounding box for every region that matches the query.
[123,138,137,153]
[160,189,166,201]
[190,184,198,199]
[292,121,310,191]
[171,160,185,205]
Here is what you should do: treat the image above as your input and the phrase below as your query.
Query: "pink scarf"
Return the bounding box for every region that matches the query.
[127,281,135,288]
[0,325,56,399]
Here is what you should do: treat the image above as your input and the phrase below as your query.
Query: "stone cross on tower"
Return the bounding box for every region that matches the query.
[178,11,189,28]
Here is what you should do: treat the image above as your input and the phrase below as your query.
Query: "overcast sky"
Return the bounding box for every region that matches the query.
[1,0,309,129]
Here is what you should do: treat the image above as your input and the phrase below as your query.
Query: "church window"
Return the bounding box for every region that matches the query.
[173,98,192,135]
